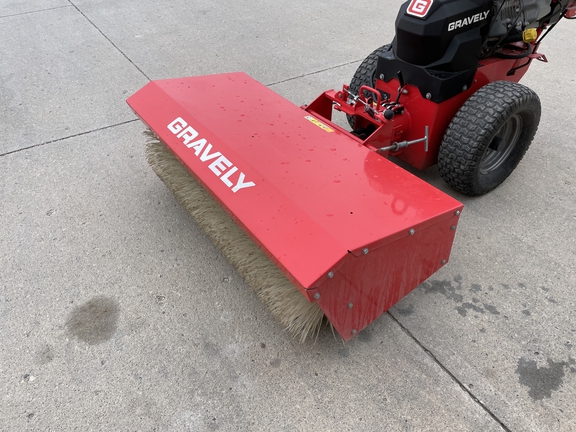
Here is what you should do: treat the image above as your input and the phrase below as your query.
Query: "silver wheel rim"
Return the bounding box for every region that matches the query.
[480,114,523,175]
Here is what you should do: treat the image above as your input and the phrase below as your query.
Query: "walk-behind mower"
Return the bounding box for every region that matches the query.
[128,0,576,341]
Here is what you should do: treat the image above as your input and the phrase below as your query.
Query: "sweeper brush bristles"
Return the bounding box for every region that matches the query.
[145,131,326,342]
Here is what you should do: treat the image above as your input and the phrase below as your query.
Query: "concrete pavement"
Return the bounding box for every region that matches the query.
[1,1,575,430]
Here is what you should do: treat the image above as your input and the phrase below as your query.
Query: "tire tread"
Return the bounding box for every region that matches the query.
[438,81,541,196]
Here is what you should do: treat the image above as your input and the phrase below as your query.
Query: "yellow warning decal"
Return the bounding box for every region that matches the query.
[305,115,334,133]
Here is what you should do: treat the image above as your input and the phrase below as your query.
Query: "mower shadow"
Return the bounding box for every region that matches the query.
[387,155,478,205]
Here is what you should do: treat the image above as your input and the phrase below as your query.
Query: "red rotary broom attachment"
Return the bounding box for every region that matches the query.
[128,72,463,341]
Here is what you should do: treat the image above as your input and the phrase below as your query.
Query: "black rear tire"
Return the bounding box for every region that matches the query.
[347,45,391,128]
[438,81,541,196]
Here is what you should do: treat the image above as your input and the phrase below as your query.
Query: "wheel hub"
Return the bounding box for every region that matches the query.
[480,114,523,175]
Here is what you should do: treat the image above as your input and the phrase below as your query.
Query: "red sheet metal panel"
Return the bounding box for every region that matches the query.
[128,72,463,338]
[312,212,460,340]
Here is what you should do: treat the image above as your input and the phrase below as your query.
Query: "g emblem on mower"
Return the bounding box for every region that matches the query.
[406,0,433,18]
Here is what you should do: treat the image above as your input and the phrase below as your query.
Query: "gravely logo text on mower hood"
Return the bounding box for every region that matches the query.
[167,117,256,193]
[448,10,490,31]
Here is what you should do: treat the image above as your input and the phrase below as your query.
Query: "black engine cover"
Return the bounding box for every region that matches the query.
[396,0,492,69]
[376,0,493,103]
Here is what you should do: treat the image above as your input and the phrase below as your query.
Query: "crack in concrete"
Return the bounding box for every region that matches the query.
[266,60,363,87]
[67,0,151,81]
[0,119,139,157]
[0,5,72,19]
[387,311,511,432]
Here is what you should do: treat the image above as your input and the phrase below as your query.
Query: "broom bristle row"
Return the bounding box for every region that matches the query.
[145,133,327,342]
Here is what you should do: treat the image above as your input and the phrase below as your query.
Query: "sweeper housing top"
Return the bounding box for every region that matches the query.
[128,73,462,340]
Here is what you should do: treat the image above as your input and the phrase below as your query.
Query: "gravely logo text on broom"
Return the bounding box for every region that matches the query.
[168,117,256,193]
